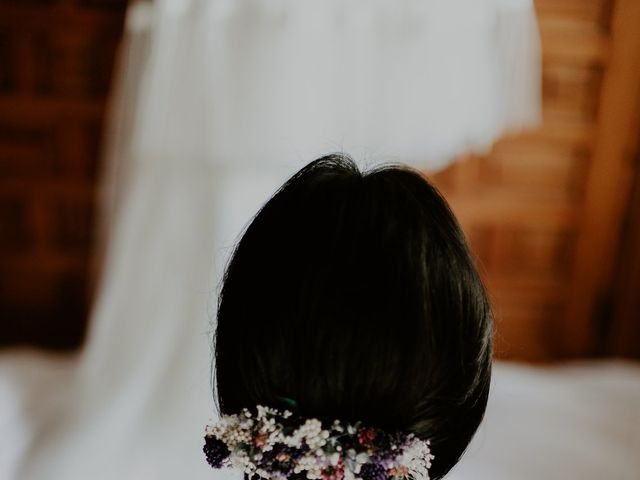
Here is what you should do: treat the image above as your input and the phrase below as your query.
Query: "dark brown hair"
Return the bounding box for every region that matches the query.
[214,153,493,479]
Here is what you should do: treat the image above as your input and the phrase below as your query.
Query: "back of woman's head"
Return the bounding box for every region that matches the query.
[214,153,493,479]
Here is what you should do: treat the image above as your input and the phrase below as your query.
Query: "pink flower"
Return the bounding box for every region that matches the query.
[254,431,269,448]
[321,458,345,480]
[357,427,378,447]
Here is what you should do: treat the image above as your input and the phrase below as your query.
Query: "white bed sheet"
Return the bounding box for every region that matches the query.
[449,360,640,480]
[1,352,639,480]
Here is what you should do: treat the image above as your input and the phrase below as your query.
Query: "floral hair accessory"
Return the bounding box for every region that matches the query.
[203,405,434,480]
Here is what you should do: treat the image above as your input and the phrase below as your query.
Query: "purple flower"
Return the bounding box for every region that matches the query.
[359,463,388,480]
[203,436,230,468]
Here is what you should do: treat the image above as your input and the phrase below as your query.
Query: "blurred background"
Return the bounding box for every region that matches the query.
[1,0,639,360]
[0,0,639,479]
[0,0,125,350]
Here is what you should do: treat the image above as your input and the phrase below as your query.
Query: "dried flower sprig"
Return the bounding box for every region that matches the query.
[204,405,434,480]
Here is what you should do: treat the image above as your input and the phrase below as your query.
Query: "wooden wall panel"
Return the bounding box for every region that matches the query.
[564,0,640,356]
[430,0,640,361]
[535,0,613,32]
[0,0,126,349]
[608,153,640,357]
